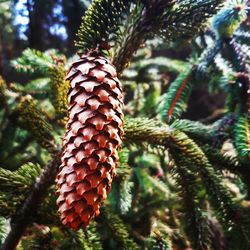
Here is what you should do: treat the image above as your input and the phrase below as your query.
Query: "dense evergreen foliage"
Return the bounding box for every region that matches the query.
[0,0,250,249]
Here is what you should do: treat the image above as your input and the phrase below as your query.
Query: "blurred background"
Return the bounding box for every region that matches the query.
[0,0,91,78]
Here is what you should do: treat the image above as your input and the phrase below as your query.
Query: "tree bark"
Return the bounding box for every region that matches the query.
[0,32,3,75]
[26,0,46,50]
[62,0,85,54]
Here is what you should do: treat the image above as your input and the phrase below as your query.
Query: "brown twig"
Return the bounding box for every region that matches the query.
[0,148,61,250]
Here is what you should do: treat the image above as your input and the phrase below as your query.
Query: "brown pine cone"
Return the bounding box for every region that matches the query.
[56,52,124,230]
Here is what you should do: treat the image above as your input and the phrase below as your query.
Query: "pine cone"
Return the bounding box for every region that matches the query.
[56,52,124,230]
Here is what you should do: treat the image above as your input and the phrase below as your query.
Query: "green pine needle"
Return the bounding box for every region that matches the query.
[235,30,250,46]
[11,49,54,76]
[160,0,225,40]
[171,119,214,142]
[171,157,211,250]
[160,66,193,124]
[234,115,250,162]
[75,0,132,54]
[212,0,248,38]
[0,163,41,217]
[0,217,7,245]
[100,207,139,250]
[170,131,240,229]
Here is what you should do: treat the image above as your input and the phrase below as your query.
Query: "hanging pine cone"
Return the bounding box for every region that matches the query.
[56,51,124,230]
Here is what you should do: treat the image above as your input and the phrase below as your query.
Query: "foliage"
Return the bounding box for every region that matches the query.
[1,0,250,250]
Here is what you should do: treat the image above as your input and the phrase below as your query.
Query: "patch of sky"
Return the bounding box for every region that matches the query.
[14,0,29,40]
[50,1,68,40]
[14,0,67,40]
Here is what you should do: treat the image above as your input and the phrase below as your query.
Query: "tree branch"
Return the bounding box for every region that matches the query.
[124,117,172,147]
[113,0,174,74]
[0,148,61,250]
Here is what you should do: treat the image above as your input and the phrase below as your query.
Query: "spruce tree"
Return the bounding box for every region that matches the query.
[0,0,250,249]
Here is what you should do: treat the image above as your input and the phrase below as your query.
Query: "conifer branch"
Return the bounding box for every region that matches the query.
[66,225,103,250]
[160,67,193,124]
[208,218,227,250]
[12,49,55,76]
[172,119,215,142]
[197,39,223,75]
[148,227,172,250]
[113,0,175,74]
[75,0,132,54]
[0,77,8,115]
[0,163,42,217]
[234,115,250,162]
[171,156,211,249]
[0,150,61,250]
[161,0,225,40]
[124,118,242,232]
[225,38,247,72]
[235,30,250,46]
[202,146,240,174]
[49,63,69,125]
[113,0,225,73]
[132,56,188,75]
[99,207,139,249]
[202,144,250,198]
[172,114,236,146]
[76,0,224,74]
[16,96,56,153]
[1,1,250,248]
[0,78,11,146]
[124,117,172,147]
[170,131,240,227]
[0,218,7,246]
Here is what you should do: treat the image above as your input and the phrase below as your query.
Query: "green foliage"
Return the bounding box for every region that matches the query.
[76,0,223,72]
[1,1,250,249]
[109,149,133,214]
[134,160,170,198]
[148,230,172,250]
[61,226,103,250]
[17,226,54,250]
[0,163,41,217]
[17,96,55,152]
[171,119,214,142]
[49,64,70,124]
[113,0,175,73]
[76,0,132,54]
[171,131,250,247]
[0,162,41,189]
[212,0,248,38]
[202,145,240,174]
[100,207,140,250]
[0,217,7,245]
[171,156,210,250]
[160,66,193,124]
[161,0,225,39]
[235,30,250,46]
[170,131,238,223]
[12,49,70,126]
[124,117,171,147]
[131,56,188,75]
[12,49,55,76]
[0,0,15,53]
[234,115,250,162]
